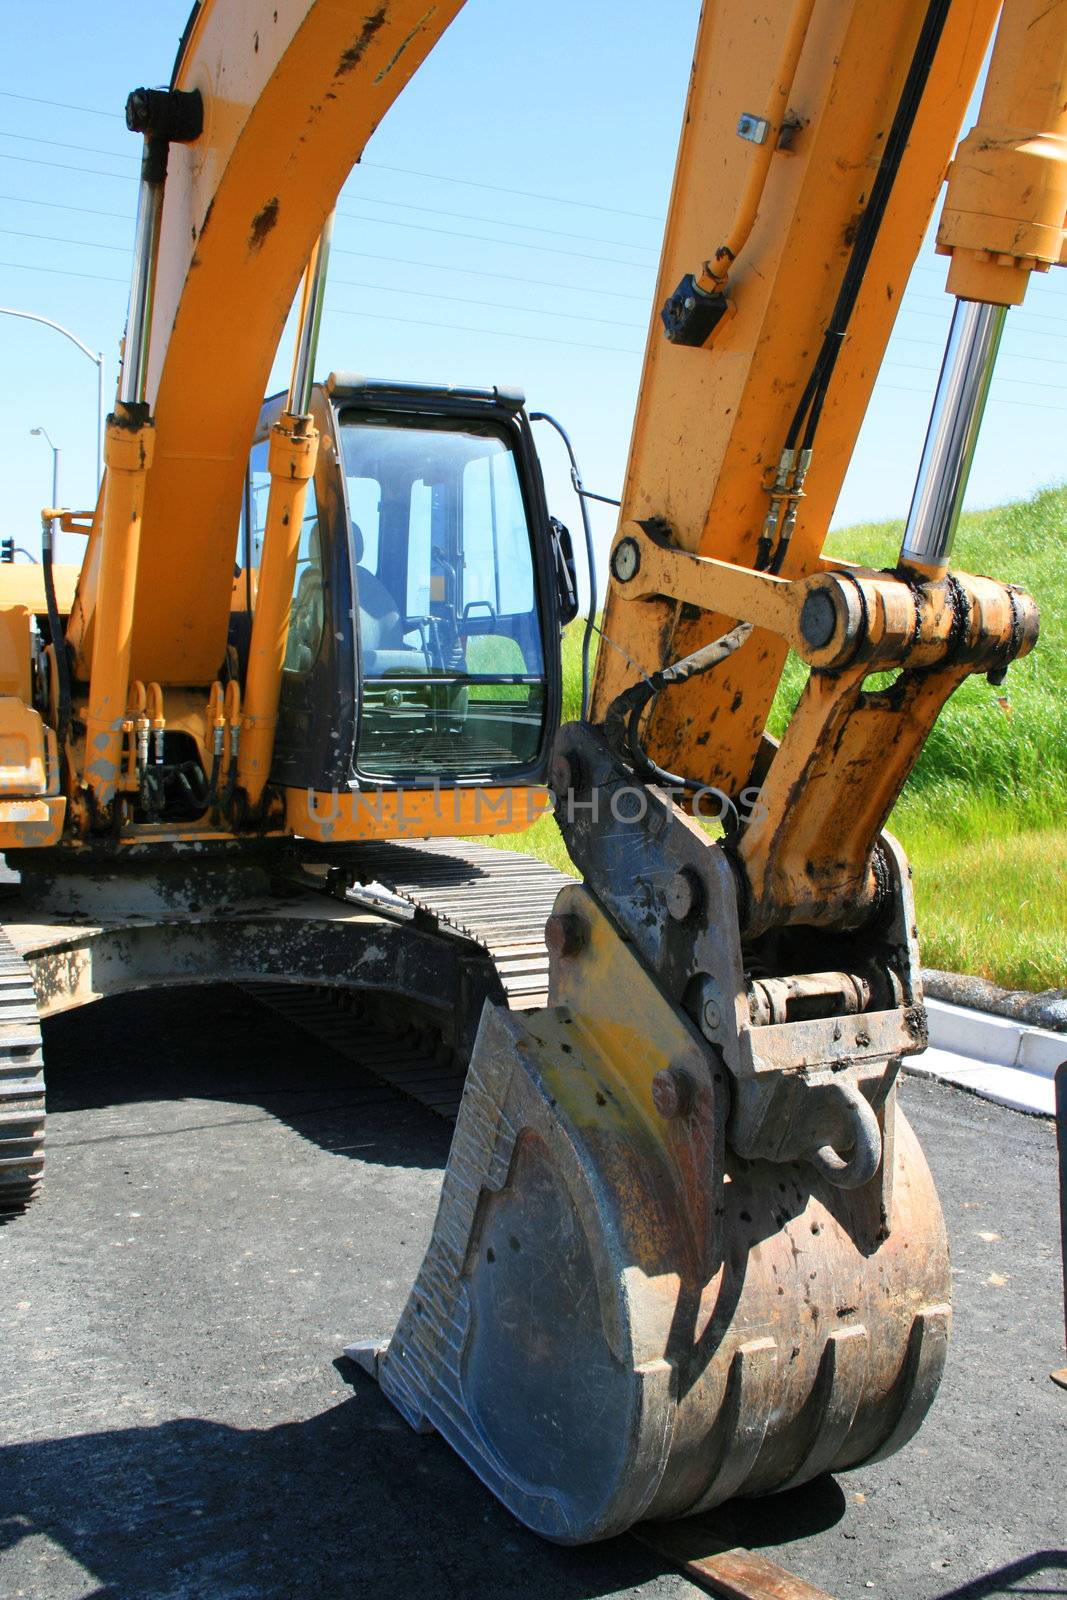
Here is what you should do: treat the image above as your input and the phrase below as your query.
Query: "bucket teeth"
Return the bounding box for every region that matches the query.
[359,901,951,1544]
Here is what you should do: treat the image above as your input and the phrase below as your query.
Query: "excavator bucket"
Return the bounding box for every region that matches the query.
[353,882,951,1543]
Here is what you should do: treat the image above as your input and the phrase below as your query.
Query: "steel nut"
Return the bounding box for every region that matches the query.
[545,911,587,959]
[651,1066,695,1119]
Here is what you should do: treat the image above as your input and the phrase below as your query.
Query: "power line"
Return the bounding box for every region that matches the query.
[0,257,126,286]
[0,127,660,254]
[331,277,642,330]
[362,160,663,224]
[0,152,659,270]
[881,381,1067,415]
[334,204,656,270]
[0,151,132,181]
[337,188,658,254]
[0,231,647,330]
[0,198,652,300]
[885,358,1067,394]
[0,227,128,254]
[0,88,120,119]
[0,128,134,166]
[331,246,649,302]
[6,264,647,358]
[906,287,1067,327]
[889,331,1067,367]
[329,303,642,357]
[0,89,666,223]
[0,192,130,223]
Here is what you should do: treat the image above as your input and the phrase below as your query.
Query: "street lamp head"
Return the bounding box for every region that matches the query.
[30,427,41,436]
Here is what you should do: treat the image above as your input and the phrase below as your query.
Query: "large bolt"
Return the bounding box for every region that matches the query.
[665,867,702,922]
[652,1067,695,1120]
[702,997,722,1033]
[545,911,587,959]
[799,588,839,650]
[610,536,641,584]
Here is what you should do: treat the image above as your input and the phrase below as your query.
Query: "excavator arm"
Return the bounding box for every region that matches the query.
[364,0,1063,1542]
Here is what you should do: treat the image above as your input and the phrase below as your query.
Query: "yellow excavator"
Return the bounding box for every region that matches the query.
[1,0,1063,1546]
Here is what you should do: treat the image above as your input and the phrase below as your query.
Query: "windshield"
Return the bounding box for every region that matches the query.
[339,412,547,780]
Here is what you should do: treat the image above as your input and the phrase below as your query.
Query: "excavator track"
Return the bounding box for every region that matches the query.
[250,984,468,1119]
[253,838,573,1116]
[0,923,45,1215]
[338,837,571,1013]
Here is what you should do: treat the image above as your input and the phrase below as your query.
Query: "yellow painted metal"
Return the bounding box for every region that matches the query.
[610,523,804,654]
[734,575,1040,933]
[83,413,155,816]
[72,0,466,691]
[939,0,1067,304]
[237,414,319,808]
[549,884,713,1138]
[0,699,59,797]
[0,691,63,856]
[0,609,31,702]
[697,0,820,295]
[0,569,78,619]
[591,0,999,798]
[612,520,1037,675]
[0,797,66,849]
[286,783,553,844]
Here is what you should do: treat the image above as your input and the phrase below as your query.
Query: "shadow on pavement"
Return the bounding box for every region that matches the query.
[41,983,453,1174]
[0,1378,854,1600]
[932,1551,1067,1599]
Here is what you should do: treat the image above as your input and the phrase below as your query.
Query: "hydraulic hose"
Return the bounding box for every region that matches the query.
[530,411,599,720]
[603,622,752,791]
[40,514,71,763]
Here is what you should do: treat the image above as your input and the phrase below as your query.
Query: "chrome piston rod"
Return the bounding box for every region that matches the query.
[899,297,1006,574]
[119,151,166,408]
[288,213,334,416]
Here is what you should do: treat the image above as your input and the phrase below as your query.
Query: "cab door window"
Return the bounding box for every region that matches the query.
[338,413,546,780]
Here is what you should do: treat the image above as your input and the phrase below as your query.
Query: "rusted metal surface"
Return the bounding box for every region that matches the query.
[635,1523,837,1600]
[552,721,923,1197]
[372,891,951,1542]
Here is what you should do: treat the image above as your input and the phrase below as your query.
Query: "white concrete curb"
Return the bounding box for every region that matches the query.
[904,997,1066,1116]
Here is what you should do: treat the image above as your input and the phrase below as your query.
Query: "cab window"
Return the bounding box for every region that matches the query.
[338,413,546,780]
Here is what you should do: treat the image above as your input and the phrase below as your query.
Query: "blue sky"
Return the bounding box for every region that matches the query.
[1,0,1064,582]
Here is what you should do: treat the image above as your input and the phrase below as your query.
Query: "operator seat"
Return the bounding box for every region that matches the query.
[354,522,429,676]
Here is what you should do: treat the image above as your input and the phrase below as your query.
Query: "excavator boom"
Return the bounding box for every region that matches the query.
[68,0,466,691]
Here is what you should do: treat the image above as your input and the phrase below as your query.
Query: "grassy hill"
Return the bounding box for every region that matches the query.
[494,483,1067,991]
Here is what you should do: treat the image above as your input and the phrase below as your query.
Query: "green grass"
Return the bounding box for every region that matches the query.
[487,483,1067,990]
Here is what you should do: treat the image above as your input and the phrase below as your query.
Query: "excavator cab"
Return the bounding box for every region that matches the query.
[239,375,571,797]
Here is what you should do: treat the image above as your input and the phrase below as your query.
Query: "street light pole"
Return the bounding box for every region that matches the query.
[1,306,106,486]
[30,428,61,559]
[30,427,60,513]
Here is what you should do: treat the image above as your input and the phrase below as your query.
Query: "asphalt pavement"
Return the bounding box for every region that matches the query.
[1,985,1063,1600]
